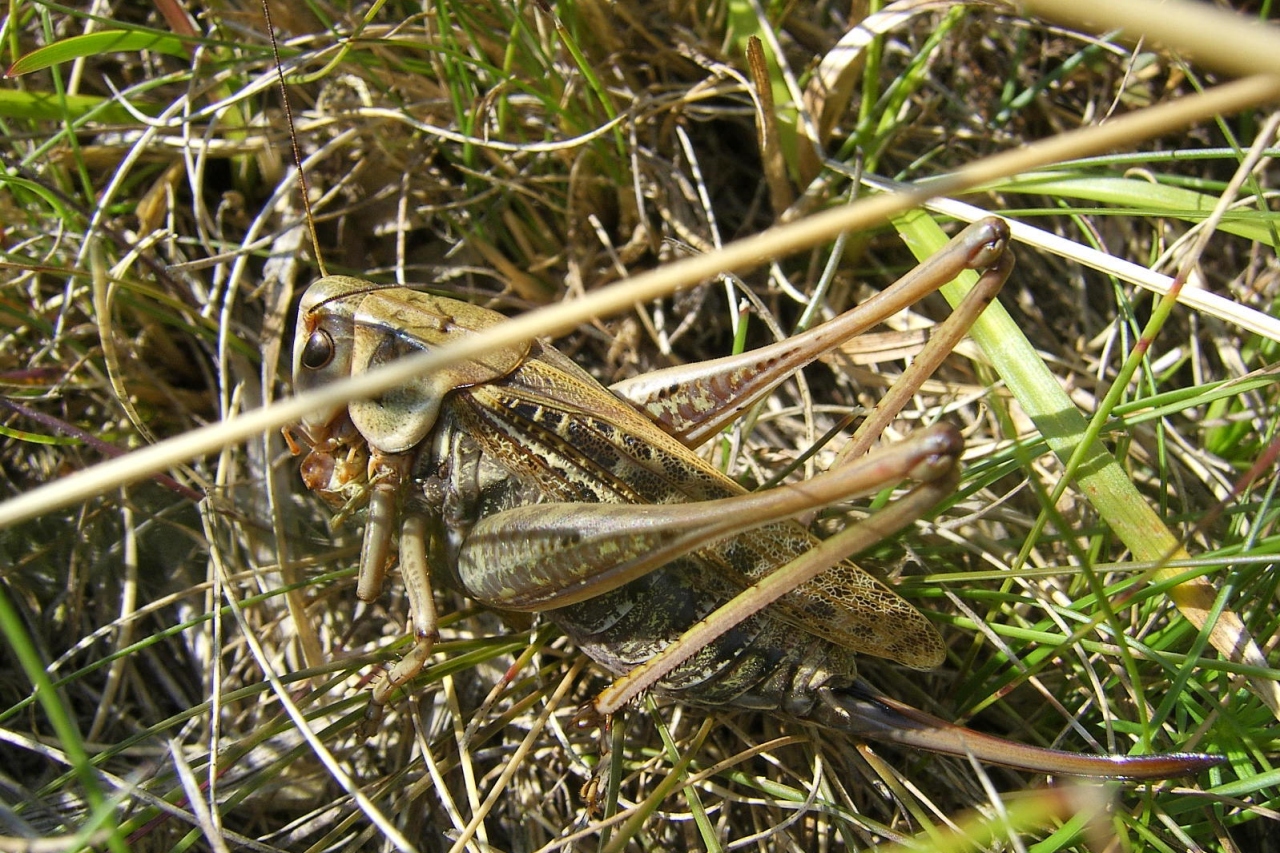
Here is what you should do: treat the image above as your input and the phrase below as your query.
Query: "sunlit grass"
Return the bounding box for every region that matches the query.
[1,0,1277,850]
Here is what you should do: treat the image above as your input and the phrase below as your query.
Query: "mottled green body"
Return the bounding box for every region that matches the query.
[427,339,942,711]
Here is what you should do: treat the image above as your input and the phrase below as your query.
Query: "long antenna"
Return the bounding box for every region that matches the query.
[261,0,328,278]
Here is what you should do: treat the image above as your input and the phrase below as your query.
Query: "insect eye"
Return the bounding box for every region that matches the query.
[301,328,335,370]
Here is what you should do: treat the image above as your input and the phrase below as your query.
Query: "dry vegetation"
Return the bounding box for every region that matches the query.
[1,1,1279,850]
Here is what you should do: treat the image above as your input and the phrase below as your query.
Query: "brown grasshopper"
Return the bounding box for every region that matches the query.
[289,216,1220,780]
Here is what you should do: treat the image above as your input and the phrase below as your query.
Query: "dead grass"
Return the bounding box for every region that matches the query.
[1,1,1278,851]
